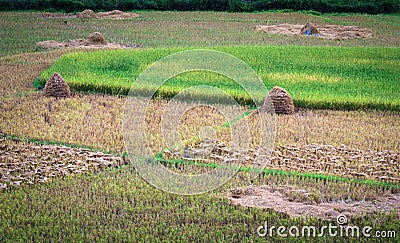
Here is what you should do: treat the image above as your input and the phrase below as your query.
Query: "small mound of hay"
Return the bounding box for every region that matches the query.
[300,22,320,35]
[229,188,244,198]
[97,10,140,19]
[268,86,294,114]
[77,9,97,19]
[98,10,123,17]
[43,72,71,98]
[256,24,372,40]
[87,32,107,45]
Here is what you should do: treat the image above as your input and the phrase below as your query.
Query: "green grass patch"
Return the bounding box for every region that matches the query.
[36,45,400,111]
[2,12,400,57]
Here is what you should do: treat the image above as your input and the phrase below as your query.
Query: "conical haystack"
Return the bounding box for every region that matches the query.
[77,9,97,19]
[268,86,294,114]
[87,32,107,45]
[300,22,320,35]
[43,72,71,98]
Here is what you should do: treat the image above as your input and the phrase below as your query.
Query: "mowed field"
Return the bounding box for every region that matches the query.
[0,11,399,242]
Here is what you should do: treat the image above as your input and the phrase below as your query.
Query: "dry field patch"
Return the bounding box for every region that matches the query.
[1,93,399,154]
[256,24,372,40]
[41,9,140,20]
[164,142,399,182]
[0,138,124,190]
[228,185,400,220]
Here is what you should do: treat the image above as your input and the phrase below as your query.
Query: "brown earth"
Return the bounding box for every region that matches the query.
[256,24,372,40]
[228,185,400,220]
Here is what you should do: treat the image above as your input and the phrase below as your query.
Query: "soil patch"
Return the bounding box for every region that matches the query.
[256,24,372,40]
[228,185,400,220]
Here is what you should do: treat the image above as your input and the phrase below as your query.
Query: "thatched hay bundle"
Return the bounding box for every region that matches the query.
[87,32,107,45]
[77,9,97,19]
[300,22,320,35]
[43,72,71,98]
[268,86,294,114]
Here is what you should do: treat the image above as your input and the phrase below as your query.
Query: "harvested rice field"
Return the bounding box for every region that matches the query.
[0,10,399,242]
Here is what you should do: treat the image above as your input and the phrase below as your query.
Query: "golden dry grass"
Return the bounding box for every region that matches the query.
[1,93,399,153]
[275,109,400,151]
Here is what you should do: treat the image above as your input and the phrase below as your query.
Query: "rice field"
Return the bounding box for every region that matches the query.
[0,11,399,242]
[1,11,400,57]
[1,155,398,242]
[35,46,400,110]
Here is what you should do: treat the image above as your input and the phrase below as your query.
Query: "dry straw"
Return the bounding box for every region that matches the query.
[88,32,108,45]
[300,22,320,35]
[77,9,98,19]
[43,72,71,98]
[268,86,295,114]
